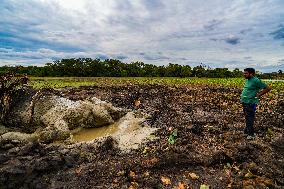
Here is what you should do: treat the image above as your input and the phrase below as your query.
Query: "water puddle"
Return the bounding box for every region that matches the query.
[72,122,119,142]
[72,112,158,150]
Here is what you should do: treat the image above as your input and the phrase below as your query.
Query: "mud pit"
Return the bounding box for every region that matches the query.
[0,90,157,151]
[0,85,283,189]
[72,112,157,150]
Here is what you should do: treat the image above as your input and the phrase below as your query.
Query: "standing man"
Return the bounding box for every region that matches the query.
[241,68,272,139]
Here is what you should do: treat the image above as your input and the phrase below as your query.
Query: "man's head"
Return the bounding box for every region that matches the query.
[243,68,255,79]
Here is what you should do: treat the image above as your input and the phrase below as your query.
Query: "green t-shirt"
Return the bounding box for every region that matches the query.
[241,76,268,104]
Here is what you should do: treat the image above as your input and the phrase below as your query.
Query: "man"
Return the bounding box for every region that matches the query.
[241,68,272,139]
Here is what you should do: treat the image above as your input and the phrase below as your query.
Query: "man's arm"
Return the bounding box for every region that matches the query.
[256,86,272,98]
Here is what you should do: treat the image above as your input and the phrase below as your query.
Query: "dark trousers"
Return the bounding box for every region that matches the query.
[242,103,257,136]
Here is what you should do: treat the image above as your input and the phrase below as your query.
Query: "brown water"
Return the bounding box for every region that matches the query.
[72,112,158,150]
[72,123,119,142]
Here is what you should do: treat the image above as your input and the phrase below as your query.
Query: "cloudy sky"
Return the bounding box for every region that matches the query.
[1,0,284,72]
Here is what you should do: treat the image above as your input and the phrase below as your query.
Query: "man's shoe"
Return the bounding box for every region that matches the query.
[246,134,256,140]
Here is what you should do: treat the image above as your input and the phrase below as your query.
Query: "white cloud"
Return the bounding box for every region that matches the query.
[0,0,284,71]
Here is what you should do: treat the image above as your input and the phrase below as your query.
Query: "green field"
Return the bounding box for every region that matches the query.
[30,77,284,92]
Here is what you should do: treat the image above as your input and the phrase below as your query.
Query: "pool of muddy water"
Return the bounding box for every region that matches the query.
[72,124,119,142]
[71,112,158,149]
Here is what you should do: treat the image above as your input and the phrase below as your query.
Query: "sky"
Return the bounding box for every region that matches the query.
[0,0,284,72]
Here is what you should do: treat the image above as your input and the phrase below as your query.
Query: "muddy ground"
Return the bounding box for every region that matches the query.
[0,84,283,189]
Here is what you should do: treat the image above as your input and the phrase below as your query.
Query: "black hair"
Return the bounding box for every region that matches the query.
[244,68,255,75]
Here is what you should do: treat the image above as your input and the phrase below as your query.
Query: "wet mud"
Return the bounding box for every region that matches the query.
[0,84,283,189]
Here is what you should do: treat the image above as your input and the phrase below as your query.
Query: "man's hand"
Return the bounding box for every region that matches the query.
[257,86,272,98]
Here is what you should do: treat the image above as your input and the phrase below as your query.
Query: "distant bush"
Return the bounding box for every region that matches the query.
[0,58,281,78]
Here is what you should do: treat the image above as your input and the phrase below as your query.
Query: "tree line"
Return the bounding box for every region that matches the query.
[0,58,282,78]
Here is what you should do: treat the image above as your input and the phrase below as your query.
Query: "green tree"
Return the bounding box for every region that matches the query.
[165,63,182,77]
[192,65,206,77]
[180,65,192,77]
[232,68,243,78]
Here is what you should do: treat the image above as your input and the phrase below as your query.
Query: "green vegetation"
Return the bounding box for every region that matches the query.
[1,58,283,79]
[29,77,284,92]
[1,58,283,92]
[0,58,245,78]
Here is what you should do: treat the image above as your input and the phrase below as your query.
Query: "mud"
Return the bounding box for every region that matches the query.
[72,112,157,150]
[0,85,283,189]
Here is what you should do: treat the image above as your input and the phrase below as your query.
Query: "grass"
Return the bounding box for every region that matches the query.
[29,77,284,92]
